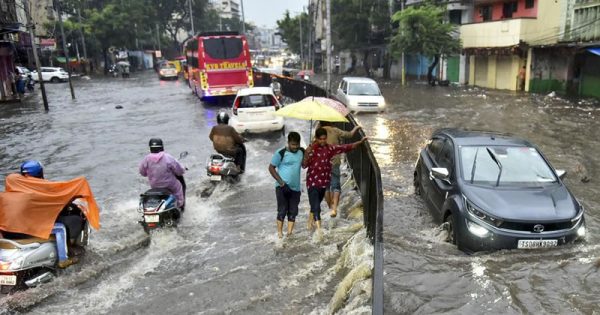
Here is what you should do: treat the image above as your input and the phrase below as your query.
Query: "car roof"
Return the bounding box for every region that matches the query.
[433,128,534,147]
[342,77,377,83]
[236,87,275,96]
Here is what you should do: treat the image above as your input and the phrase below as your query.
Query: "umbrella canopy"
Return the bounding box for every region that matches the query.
[302,96,350,116]
[275,99,348,122]
[297,70,315,76]
[116,60,130,66]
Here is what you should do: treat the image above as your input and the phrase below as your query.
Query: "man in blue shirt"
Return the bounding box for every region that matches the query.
[268,132,304,238]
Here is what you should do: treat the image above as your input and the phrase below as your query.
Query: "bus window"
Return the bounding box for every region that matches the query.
[203,38,243,60]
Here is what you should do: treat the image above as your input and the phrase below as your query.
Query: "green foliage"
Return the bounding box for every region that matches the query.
[390,3,461,58]
[331,0,390,52]
[276,11,309,55]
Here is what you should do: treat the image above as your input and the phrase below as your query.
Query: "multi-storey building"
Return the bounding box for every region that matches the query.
[460,0,562,92]
[211,0,241,20]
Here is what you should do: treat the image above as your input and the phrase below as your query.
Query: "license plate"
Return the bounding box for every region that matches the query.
[0,275,16,286]
[518,239,558,249]
[210,175,222,181]
[144,215,160,223]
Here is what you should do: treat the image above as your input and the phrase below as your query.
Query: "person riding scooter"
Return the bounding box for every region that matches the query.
[209,112,247,173]
[14,161,81,268]
[139,138,186,209]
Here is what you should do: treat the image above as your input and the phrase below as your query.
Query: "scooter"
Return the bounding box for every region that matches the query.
[138,152,187,233]
[26,74,35,92]
[206,153,242,182]
[0,202,90,293]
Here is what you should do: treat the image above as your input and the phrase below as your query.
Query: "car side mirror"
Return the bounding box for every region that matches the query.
[431,167,450,182]
[556,169,566,180]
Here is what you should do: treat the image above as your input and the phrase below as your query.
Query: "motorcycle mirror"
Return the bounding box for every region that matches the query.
[179,151,189,160]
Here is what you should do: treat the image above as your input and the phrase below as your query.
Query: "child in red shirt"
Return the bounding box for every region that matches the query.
[302,127,367,230]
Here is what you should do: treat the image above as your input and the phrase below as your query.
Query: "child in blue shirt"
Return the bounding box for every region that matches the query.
[268,132,305,238]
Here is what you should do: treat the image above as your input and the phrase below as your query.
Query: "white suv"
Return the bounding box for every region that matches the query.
[229,87,284,133]
[31,67,69,83]
[335,77,386,113]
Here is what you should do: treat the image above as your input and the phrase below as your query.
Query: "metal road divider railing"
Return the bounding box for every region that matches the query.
[254,72,384,315]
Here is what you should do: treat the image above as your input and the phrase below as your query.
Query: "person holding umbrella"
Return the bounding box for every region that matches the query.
[303,127,367,231]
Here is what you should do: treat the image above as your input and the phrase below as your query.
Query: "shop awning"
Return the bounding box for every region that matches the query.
[588,48,600,56]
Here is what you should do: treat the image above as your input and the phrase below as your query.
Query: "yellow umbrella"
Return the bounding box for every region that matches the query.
[275,99,348,122]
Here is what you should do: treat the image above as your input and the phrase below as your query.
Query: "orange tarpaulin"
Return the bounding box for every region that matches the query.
[0,174,100,239]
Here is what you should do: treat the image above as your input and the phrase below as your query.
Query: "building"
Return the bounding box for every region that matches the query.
[211,0,241,20]
[460,0,562,91]
[1,0,21,100]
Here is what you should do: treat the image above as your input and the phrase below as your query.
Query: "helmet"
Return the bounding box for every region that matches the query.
[20,160,44,178]
[217,111,229,125]
[149,138,164,153]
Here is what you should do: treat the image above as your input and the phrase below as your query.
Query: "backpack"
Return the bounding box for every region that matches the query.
[278,147,305,161]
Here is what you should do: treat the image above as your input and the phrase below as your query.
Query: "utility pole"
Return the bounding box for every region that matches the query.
[188,0,195,35]
[299,13,303,68]
[240,0,246,35]
[56,0,76,99]
[23,0,49,110]
[77,3,87,59]
[308,4,312,70]
[326,0,331,94]
[401,0,406,86]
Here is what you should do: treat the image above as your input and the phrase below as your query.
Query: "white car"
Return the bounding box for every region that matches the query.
[31,67,69,83]
[335,77,386,113]
[230,87,284,133]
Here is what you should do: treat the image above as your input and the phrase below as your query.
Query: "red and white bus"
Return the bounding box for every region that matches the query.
[186,32,253,99]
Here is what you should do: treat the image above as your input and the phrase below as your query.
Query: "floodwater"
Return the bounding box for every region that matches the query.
[349,81,600,314]
[0,73,372,314]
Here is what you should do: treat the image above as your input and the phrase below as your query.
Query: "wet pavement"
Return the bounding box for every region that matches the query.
[0,73,371,314]
[347,80,600,314]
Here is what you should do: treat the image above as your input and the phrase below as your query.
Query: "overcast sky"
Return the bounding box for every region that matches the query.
[242,0,307,29]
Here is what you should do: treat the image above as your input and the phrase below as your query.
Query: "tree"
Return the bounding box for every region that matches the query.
[276,11,309,56]
[330,0,391,76]
[390,3,461,84]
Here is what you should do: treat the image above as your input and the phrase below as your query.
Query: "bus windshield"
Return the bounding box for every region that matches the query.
[203,38,243,60]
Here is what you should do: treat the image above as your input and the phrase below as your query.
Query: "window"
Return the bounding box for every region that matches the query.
[480,5,492,21]
[239,95,276,108]
[438,141,455,171]
[502,2,518,19]
[347,82,381,96]
[525,0,534,9]
[203,38,243,60]
[186,40,198,67]
[449,10,462,25]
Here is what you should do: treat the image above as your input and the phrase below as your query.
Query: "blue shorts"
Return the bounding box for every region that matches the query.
[276,186,301,222]
[328,164,341,193]
[308,187,326,221]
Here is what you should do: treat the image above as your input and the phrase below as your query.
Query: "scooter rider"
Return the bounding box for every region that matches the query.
[19,160,78,268]
[209,111,247,173]
[139,138,186,208]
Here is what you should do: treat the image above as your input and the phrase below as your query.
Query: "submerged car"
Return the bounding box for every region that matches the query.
[229,87,284,133]
[335,77,386,113]
[414,129,586,252]
[158,63,178,80]
[30,67,68,83]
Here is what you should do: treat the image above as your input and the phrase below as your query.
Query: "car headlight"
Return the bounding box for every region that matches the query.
[571,201,585,223]
[464,197,503,228]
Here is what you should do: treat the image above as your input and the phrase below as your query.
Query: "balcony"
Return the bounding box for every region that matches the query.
[461,17,559,48]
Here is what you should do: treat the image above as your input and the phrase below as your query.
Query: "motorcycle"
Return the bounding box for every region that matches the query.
[108,64,119,78]
[138,152,187,233]
[26,74,35,92]
[0,201,90,293]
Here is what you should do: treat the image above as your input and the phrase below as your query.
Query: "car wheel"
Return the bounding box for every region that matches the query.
[413,169,422,195]
[444,213,456,244]
[50,77,60,83]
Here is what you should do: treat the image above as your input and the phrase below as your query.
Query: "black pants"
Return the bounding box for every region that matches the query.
[234,143,247,172]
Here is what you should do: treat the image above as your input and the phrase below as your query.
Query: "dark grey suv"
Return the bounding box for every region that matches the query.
[414,129,586,252]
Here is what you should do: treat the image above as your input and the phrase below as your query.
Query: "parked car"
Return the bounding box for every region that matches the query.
[16,66,31,76]
[158,63,178,80]
[335,77,386,113]
[229,87,284,133]
[30,67,68,83]
[413,129,586,253]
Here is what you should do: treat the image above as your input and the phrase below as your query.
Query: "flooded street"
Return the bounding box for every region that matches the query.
[0,73,371,314]
[350,81,600,314]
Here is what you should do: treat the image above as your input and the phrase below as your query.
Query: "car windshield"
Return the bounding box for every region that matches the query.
[239,94,274,108]
[347,82,380,96]
[460,146,557,186]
